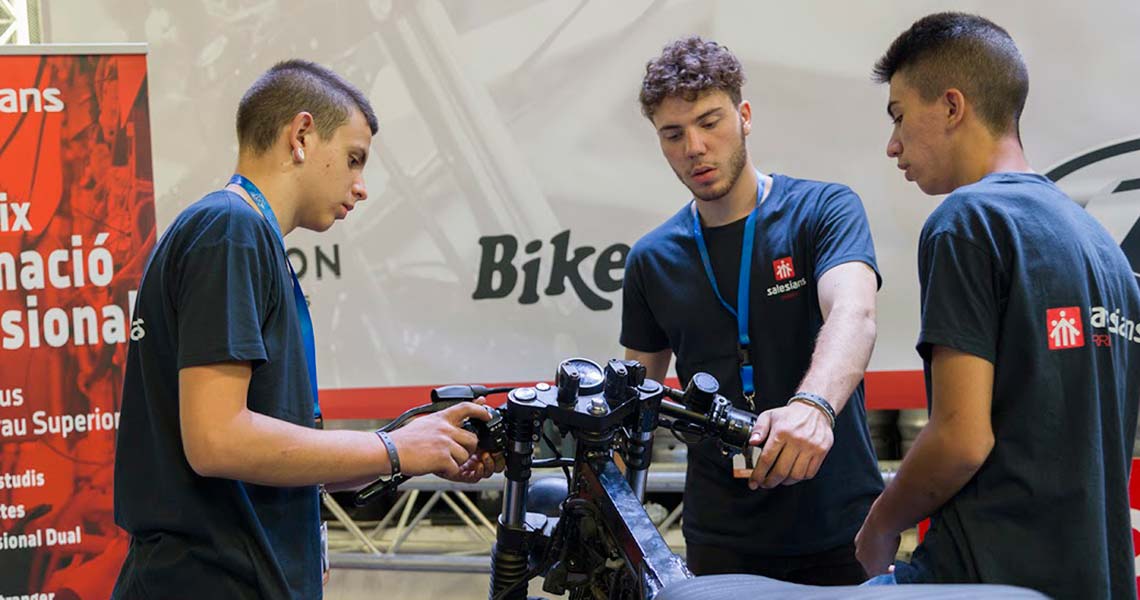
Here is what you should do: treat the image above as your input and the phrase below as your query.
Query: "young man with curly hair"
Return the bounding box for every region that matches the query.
[621,36,883,585]
[856,13,1140,598]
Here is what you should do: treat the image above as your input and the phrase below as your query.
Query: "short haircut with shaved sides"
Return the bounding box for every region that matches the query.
[874,12,1029,138]
[236,59,378,154]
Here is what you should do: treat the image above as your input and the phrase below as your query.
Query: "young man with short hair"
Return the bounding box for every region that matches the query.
[112,60,497,599]
[856,14,1140,598]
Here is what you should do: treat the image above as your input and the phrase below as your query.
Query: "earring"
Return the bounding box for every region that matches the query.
[295,148,305,162]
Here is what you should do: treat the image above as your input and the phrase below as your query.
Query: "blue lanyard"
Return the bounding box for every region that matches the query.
[690,178,766,410]
[228,174,322,426]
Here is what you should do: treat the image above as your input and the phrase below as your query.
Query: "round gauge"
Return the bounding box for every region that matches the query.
[557,358,604,395]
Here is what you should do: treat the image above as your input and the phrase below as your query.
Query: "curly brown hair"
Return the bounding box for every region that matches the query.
[639,36,745,120]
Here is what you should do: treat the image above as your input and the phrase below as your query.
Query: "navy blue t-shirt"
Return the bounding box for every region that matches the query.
[621,173,884,554]
[113,191,321,599]
[900,172,1140,599]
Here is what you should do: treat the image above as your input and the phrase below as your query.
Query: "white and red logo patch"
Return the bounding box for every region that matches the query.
[773,256,795,282]
[1047,306,1085,350]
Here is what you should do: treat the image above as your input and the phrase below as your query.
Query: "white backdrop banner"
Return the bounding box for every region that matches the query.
[45,0,1140,417]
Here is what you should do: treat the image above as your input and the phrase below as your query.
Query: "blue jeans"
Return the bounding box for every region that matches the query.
[862,561,918,586]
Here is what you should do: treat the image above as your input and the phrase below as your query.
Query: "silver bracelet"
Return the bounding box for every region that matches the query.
[787,392,836,429]
[374,430,401,479]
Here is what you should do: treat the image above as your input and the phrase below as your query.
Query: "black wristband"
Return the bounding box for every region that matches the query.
[375,430,401,478]
[788,392,836,429]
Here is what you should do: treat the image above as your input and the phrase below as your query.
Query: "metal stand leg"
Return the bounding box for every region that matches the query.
[323,492,383,555]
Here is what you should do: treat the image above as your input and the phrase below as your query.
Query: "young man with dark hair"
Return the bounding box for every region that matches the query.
[856,13,1140,598]
[112,60,499,599]
[622,36,883,585]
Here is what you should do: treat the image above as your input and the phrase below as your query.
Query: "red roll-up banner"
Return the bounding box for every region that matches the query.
[0,45,155,599]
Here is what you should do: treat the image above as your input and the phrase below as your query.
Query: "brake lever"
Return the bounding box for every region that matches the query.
[353,473,411,506]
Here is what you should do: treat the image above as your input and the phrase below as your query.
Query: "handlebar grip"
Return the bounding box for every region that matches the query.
[658,396,758,452]
[431,385,491,402]
[462,407,507,453]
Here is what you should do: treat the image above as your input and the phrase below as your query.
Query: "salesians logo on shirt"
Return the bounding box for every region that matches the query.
[773,256,795,281]
[1089,305,1140,347]
[1046,306,1085,350]
[767,256,807,298]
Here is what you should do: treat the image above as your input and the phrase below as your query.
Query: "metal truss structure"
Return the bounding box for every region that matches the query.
[0,0,41,45]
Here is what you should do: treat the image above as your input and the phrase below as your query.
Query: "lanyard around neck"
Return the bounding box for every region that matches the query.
[228,174,322,427]
[690,177,767,409]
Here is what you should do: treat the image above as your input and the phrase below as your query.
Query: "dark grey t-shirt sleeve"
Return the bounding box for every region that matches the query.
[812,185,881,288]
[620,248,670,352]
[174,220,274,369]
[916,231,1000,364]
